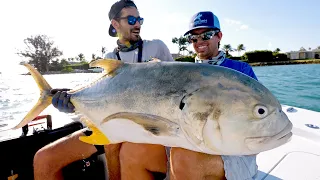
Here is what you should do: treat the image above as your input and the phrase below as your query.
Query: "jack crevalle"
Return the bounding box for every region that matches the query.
[12,59,292,155]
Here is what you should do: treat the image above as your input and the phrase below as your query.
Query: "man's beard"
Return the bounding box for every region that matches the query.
[129,27,141,42]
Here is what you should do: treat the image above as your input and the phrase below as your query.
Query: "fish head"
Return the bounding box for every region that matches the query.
[180,70,293,155]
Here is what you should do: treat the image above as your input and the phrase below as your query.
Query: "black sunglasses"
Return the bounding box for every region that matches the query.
[116,15,144,25]
[187,30,219,43]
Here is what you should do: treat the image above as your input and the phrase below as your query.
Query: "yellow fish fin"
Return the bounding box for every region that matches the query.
[13,63,52,129]
[7,173,18,180]
[89,59,124,75]
[79,117,110,145]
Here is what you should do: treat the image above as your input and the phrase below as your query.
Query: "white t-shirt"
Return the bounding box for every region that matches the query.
[104,39,174,63]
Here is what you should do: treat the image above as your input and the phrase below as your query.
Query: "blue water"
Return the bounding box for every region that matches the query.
[252,64,320,112]
[0,64,319,125]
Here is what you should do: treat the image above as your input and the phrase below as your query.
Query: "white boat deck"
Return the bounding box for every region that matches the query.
[256,105,320,180]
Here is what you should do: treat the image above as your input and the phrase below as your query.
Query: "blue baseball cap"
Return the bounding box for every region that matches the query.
[184,11,221,36]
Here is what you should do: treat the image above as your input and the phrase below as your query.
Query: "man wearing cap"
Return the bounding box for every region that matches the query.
[167,11,259,180]
[106,0,173,63]
[33,0,173,180]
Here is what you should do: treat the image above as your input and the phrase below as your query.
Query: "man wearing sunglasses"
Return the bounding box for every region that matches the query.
[166,11,259,180]
[33,0,174,180]
[106,0,173,64]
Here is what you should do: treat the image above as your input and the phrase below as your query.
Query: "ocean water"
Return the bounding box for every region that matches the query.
[252,64,320,112]
[0,64,319,132]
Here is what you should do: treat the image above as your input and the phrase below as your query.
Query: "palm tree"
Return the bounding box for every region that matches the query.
[274,48,281,54]
[172,36,189,55]
[222,44,234,56]
[92,53,96,60]
[78,53,85,62]
[101,46,106,58]
[237,44,245,56]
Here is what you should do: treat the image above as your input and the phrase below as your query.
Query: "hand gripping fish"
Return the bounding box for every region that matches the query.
[10,59,292,155]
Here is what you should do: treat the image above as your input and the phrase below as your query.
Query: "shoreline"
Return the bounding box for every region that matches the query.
[248,59,320,66]
[20,59,320,75]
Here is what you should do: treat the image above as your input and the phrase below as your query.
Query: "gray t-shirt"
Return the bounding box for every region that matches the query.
[104,39,174,63]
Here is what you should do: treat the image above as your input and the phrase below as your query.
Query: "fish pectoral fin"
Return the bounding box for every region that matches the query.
[180,124,202,146]
[79,117,110,145]
[89,59,124,75]
[79,132,110,146]
[101,112,180,136]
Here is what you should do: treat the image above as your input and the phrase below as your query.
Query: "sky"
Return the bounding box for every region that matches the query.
[0,0,319,73]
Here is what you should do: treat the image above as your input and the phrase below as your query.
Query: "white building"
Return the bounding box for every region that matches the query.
[286,48,320,60]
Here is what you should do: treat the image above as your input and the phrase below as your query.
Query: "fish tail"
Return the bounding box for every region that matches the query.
[79,117,111,145]
[12,63,53,130]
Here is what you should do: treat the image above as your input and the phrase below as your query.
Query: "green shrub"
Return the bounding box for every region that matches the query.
[274,53,289,61]
[229,56,242,60]
[61,66,73,73]
[175,55,195,63]
[244,50,273,62]
[66,63,89,70]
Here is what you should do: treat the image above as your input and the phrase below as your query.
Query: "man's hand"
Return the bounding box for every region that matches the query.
[148,58,162,62]
[51,88,75,113]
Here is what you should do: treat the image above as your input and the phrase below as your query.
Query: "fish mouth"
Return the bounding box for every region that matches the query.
[245,121,293,148]
[268,121,293,142]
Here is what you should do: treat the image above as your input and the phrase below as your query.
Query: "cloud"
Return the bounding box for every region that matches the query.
[268,42,273,48]
[225,18,242,25]
[223,18,249,31]
[240,25,249,30]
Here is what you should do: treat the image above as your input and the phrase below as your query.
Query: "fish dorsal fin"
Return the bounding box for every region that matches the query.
[89,58,124,74]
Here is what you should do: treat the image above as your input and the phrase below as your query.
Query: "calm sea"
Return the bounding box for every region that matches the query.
[0,64,319,130]
[252,64,320,113]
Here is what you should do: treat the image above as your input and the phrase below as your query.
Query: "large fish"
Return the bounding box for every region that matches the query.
[11,59,292,155]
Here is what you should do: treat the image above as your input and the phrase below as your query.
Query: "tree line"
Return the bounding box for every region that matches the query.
[17,34,107,73]
[16,34,319,73]
[171,35,320,62]
[172,36,281,57]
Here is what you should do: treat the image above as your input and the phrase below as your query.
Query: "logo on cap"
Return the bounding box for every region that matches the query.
[194,13,207,26]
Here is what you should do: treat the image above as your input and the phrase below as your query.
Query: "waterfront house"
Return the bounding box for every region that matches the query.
[286,48,320,60]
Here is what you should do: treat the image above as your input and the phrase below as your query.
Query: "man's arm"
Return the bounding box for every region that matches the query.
[243,64,258,81]
[104,51,117,59]
[154,39,174,62]
[104,144,122,180]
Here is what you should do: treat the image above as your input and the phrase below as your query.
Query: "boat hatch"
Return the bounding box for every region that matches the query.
[264,151,320,180]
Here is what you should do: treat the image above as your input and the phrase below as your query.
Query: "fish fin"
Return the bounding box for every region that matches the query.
[180,124,203,146]
[20,62,52,92]
[12,63,52,129]
[101,112,180,136]
[79,117,111,145]
[89,59,123,75]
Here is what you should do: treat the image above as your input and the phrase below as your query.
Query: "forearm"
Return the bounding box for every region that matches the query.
[104,143,122,180]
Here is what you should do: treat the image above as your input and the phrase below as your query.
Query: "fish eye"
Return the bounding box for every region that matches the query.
[179,101,185,110]
[254,105,268,119]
